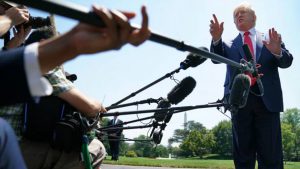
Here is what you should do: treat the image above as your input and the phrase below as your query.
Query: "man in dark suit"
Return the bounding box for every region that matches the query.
[209,2,293,169]
[108,115,123,161]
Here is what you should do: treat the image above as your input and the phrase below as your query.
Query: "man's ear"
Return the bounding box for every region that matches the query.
[253,14,256,23]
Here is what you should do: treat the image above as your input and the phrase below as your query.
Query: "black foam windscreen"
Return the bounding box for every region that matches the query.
[180,47,208,70]
[188,47,208,67]
[154,98,171,122]
[167,76,196,105]
[229,74,251,109]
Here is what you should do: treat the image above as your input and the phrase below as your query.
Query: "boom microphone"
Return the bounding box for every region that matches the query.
[229,74,251,112]
[180,47,208,70]
[153,76,196,123]
[153,76,196,124]
[167,76,197,105]
[154,98,171,122]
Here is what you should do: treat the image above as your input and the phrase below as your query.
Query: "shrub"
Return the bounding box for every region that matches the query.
[126,151,137,157]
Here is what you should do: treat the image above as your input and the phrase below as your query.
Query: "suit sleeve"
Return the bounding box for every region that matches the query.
[0,47,32,106]
[275,43,293,68]
[210,39,225,64]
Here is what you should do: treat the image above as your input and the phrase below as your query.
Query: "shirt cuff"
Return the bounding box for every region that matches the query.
[24,43,53,97]
[273,50,283,59]
[212,38,221,46]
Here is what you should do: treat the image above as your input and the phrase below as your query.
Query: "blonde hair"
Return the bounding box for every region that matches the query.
[233,1,256,18]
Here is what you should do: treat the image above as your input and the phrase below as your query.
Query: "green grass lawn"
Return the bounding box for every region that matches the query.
[103,156,300,169]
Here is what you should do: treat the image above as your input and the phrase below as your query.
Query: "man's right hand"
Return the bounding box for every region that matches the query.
[209,14,224,42]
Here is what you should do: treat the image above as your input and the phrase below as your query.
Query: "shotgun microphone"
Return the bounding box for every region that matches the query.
[167,76,196,105]
[153,76,196,122]
[180,47,208,70]
[152,76,196,138]
[229,74,251,113]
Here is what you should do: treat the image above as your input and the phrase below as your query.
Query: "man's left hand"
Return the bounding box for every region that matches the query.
[263,28,282,56]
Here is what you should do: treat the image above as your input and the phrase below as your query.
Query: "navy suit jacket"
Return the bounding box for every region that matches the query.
[210,31,293,112]
[107,119,123,139]
[0,47,32,106]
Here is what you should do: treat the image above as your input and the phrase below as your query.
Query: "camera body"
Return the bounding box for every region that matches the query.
[23,16,52,29]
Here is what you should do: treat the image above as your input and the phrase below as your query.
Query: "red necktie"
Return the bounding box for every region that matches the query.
[243,31,254,58]
[243,31,256,86]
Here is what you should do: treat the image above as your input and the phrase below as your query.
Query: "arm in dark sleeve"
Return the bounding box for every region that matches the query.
[0,47,32,106]
[275,43,293,68]
[210,39,225,64]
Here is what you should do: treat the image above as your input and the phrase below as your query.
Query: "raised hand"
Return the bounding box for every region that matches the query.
[127,6,150,46]
[209,14,224,41]
[263,28,282,56]
[71,5,150,54]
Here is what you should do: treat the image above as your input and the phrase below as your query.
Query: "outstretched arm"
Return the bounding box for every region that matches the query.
[38,5,150,74]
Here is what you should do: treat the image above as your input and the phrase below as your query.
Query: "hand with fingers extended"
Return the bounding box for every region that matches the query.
[263,28,282,56]
[38,5,150,74]
[209,14,224,42]
[71,5,150,55]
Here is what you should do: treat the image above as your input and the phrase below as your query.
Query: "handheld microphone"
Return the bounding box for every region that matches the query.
[180,47,208,70]
[229,74,251,112]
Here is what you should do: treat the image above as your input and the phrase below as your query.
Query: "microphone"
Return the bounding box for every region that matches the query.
[154,76,196,121]
[180,47,208,70]
[152,129,163,144]
[152,76,196,136]
[154,98,171,122]
[242,44,258,77]
[167,76,197,105]
[229,74,251,112]
[242,44,264,96]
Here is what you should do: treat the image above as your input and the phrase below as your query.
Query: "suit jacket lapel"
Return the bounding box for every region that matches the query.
[233,34,244,60]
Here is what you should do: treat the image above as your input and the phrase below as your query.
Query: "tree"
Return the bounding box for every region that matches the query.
[281,108,300,161]
[212,120,232,156]
[131,135,154,157]
[281,123,296,161]
[180,129,215,158]
[281,108,300,131]
[169,121,205,144]
[153,145,168,158]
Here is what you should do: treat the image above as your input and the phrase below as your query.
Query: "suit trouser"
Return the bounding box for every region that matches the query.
[109,140,120,160]
[231,93,283,169]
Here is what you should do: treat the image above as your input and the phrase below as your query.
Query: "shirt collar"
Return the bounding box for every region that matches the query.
[239,27,256,37]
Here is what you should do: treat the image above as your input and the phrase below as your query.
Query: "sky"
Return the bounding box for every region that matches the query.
[29,0,300,146]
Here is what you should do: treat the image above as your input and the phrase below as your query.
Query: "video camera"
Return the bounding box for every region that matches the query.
[0,1,51,29]
[23,16,51,29]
